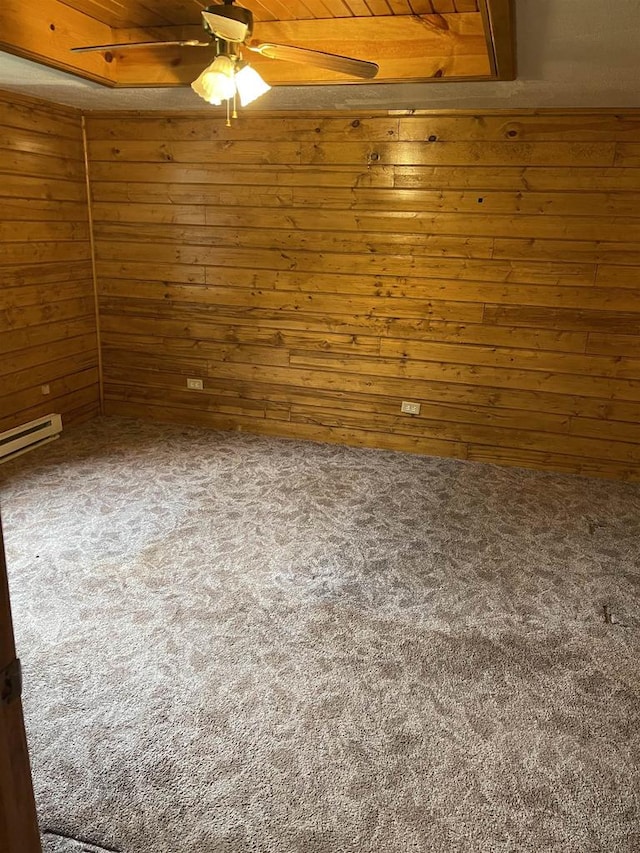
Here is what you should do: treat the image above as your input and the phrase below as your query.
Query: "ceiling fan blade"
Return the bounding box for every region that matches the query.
[248,42,379,79]
[201,11,249,43]
[71,39,210,53]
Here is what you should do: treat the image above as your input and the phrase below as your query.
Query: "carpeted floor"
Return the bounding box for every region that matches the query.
[41,832,116,853]
[1,416,639,853]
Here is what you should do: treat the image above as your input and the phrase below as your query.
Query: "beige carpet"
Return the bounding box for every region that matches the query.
[1,416,639,853]
[42,832,116,852]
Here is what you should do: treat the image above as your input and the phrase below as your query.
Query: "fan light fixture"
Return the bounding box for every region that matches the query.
[191,53,271,122]
[71,0,379,126]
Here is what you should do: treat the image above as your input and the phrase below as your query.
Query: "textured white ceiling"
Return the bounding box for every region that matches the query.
[0,0,638,112]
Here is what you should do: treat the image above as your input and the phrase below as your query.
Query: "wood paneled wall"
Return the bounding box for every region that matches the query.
[85,110,640,480]
[0,93,100,434]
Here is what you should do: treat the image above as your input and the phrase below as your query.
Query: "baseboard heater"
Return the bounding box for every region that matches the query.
[0,413,63,464]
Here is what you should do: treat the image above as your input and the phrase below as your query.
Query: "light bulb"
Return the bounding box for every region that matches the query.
[191,55,236,105]
[234,65,271,107]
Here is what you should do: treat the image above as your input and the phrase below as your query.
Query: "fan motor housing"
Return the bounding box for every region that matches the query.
[204,4,253,39]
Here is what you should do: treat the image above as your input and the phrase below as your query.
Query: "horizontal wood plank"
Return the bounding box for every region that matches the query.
[1,94,99,431]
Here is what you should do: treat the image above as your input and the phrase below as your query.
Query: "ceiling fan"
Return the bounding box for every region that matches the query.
[71,0,379,120]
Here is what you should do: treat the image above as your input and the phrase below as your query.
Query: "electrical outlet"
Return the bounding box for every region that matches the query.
[41,384,51,395]
[401,400,421,415]
[187,378,204,390]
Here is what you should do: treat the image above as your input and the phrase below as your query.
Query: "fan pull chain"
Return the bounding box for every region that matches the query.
[224,92,238,127]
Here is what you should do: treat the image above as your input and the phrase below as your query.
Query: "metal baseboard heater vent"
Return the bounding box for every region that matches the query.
[0,414,63,464]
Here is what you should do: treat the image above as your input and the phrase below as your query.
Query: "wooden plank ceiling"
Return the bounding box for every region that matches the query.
[0,0,511,88]
[57,1,482,28]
